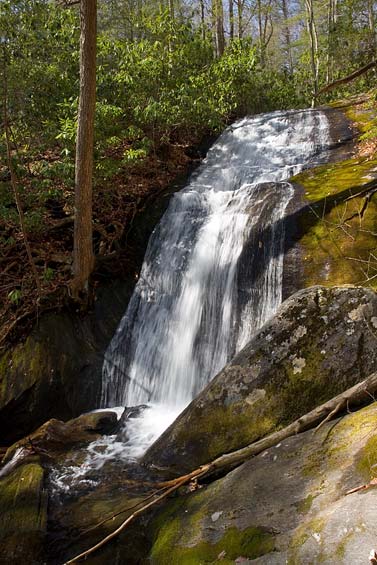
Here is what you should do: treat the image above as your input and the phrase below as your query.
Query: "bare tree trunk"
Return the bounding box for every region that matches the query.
[229,0,234,40]
[281,0,293,74]
[72,0,97,299]
[200,0,206,40]
[368,0,376,56]
[213,0,225,56]
[326,0,333,83]
[257,0,273,67]
[305,0,319,105]
[237,0,243,39]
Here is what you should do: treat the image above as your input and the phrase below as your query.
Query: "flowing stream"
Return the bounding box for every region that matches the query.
[97,109,331,459]
[103,110,330,405]
[51,109,332,488]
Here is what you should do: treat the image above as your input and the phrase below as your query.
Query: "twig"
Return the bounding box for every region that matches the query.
[63,467,210,564]
[63,373,377,562]
[314,401,343,432]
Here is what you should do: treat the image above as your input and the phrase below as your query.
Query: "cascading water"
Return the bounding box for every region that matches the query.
[49,109,333,489]
[102,109,330,416]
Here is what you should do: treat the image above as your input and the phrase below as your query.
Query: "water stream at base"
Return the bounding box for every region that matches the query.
[52,109,333,489]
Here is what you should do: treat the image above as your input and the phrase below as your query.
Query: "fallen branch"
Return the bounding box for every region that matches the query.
[63,372,377,563]
[316,60,377,98]
[63,467,210,564]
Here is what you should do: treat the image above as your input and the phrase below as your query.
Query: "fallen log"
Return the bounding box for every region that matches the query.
[63,372,377,564]
[316,60,377,98]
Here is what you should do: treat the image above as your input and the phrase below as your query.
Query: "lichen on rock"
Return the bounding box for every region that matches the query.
[143,286,377,474]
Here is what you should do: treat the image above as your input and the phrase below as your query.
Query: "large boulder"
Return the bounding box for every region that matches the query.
[0,459,47,564]
[0,281,131,445]
[148,402,377,564]
[2,410,119,466]
[143,286,377,473]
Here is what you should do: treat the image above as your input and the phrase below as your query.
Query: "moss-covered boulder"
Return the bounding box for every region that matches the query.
[0,460,47,564]
[148,402,377,564]
[143,286,377,473]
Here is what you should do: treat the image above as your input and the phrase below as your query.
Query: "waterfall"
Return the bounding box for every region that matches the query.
[102,109,330,413]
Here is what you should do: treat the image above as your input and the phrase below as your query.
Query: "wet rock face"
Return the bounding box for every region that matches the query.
[2,411,119,466]
[148,403,377,564]
[0,459,47,564]
[143,286,377,473]
[0,281,131,445]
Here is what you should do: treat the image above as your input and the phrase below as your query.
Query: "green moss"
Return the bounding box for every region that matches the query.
[345,105,376,134]
[335,530,354,559]
[0,462,46,536]
[356,435,377,481]
[288,96,377,290]
[151,524,275,564]
[176,392,277,464]
[290,155,377,288]
[297,493,316,514]
[288,517,325,564]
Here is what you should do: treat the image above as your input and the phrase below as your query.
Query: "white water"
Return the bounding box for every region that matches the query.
[50,109,332,487]
[102,110,330,409]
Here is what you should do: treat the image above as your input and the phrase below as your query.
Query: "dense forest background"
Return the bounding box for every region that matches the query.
[1,0,376,345]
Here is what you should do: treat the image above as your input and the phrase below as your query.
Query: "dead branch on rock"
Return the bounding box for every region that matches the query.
[345,477,377,496]
[63,372,377,563]
[63,467,210,564]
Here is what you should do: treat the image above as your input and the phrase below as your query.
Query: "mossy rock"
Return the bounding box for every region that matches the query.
[143,286,377,473]
[148,403,377,564]
[284,97,377,293]
[0,280,131,445]
[0,461,47,564]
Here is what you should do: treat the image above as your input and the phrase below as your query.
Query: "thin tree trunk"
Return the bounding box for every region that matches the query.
[229,0,234,40]
[368,0,376,56]
[326,0,333,83]
[305,0,319,105]
[237,0,243,39]
[72,0,97,299]
[200,0,206,40]
[2,47,41,297]
[281,0,293,74]
[213,0,225,56]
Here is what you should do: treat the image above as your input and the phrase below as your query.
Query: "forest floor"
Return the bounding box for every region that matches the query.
[0,132,208,351]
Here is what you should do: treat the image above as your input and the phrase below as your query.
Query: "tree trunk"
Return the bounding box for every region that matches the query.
[305,0,319,105]
[281,0,293,74]
[237,0,243,39]
[368,0,376,56]
[213,0,225,57]
[72,0,97,299]
[200,0,206,41]
[229,0,234,40]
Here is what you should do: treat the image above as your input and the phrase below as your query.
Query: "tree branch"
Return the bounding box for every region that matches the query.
[316,60,377,97]
[63,372,377,563]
